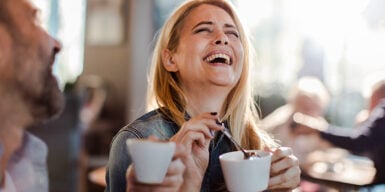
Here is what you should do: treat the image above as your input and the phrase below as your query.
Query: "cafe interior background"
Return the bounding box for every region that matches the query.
[28,0,385,191]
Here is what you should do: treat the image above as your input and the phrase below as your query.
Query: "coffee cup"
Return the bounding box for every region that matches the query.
[126,138,175,184]
[219,150,272,192]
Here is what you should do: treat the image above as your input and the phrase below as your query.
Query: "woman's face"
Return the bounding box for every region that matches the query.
[165,4,244,92]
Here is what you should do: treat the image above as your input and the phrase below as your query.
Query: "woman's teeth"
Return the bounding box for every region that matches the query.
[205,53,230,65]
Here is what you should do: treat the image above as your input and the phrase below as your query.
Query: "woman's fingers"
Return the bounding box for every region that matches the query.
[268,147,301,190]
[271,154,299,176]
[163,159,185,184]
[128,183,181,192]
[173,143,187,159]
[165,159,185,176]
[171,112,223,146]
[126,158,185,192]
[180,120,213,140]
[268,165,301,188]
[182,116,223,138]
[126,165,137,191]
[176,131,207,149]
[271,147,293,163]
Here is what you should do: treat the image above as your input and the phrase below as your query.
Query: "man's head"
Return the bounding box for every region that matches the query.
[370,81,385,109]
[0,0,63,123]
[289,76,330,116]
[362,72,385,112]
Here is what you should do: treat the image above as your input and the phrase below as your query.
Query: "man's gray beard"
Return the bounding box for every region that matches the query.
[27,73,65,124]
[12,40,65,124]
[13,63,65,124]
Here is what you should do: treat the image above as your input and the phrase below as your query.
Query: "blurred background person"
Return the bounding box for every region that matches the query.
[261,76,331,162]
[355,72,385,125]
[293,72,385,185]
[0,0,63,191]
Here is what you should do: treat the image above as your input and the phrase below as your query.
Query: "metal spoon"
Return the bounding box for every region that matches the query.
[220,124,259,159]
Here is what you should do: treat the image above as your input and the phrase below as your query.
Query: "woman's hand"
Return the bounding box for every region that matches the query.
[170,112,223,191]
[268,147,301,191]
[125,143,186,192]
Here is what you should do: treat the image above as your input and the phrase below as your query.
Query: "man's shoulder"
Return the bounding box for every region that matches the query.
[379,99,385,109]
[371,99,385,119]
[1,171,17,192]
[12,132,47,163]
[7,132,49,192]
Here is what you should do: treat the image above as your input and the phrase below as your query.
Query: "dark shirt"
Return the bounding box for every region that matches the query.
[320,99,385,184]
[105,108,235,192]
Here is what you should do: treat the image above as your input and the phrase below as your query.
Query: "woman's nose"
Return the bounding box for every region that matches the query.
[214,32,229,45]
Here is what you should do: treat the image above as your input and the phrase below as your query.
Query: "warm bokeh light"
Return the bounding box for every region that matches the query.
[236,0,384,93]
[234,0,385,125]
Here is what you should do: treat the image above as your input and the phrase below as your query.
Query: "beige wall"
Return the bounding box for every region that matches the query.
[83,46,128,122]
[126,0,154,122]
[83,0,154,126]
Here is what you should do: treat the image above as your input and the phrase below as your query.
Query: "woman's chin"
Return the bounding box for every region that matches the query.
[209,79,237,89]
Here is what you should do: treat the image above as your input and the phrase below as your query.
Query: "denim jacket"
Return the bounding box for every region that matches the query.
[106,108,235,192]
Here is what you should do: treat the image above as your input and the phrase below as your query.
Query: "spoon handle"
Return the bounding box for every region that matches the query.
[221,129,239,149]
[220,125,250,158]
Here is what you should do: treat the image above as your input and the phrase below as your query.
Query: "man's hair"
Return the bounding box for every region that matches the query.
[0,0,11,26]
[0,0,17,40]
[0,0,27,69]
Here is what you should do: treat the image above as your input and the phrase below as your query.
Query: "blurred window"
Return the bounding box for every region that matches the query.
[31,0,87,88]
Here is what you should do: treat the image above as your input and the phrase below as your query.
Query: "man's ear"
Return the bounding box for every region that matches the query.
[161,49,178,72]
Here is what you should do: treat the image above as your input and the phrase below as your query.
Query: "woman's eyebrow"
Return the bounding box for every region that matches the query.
[192,21,213,30]
[192,21,237,31]
[224,23,236,29]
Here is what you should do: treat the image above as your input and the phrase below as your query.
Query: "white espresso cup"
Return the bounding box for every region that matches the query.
[219,150,272,192]
[126,138,175,184]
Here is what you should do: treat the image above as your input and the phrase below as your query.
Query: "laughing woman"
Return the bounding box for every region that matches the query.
[106,0,300,191]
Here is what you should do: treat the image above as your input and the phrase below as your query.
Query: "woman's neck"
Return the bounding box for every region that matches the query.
[184,86,230,117]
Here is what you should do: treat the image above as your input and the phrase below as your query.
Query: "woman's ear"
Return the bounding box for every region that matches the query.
[162,49,178,72]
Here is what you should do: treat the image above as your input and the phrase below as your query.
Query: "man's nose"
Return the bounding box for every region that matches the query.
[53,38,62,54]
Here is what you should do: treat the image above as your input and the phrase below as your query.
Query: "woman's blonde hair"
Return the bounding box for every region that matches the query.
[147,0,276,149]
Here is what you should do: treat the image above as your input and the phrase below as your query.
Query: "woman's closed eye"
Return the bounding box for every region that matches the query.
[226,30,239,38]
[194,28,213,34]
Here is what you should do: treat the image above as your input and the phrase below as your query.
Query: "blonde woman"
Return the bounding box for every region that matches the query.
[106,0,300,191]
